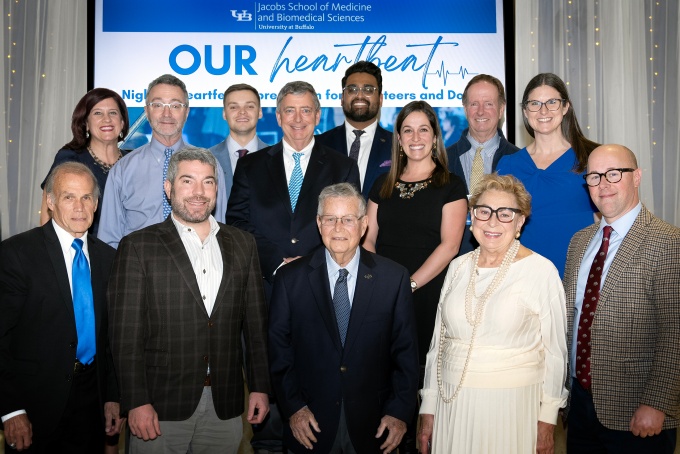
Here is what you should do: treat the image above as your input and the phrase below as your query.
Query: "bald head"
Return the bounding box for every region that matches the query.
[587,144,641,224]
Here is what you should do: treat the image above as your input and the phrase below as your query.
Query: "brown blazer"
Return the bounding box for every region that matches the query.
[108,217,270,421]
[564,205,680,430]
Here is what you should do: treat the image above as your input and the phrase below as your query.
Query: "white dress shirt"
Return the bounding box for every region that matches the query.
[344,119,378,190]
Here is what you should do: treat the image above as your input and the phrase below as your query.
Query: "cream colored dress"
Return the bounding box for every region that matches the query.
[420,252,568,454]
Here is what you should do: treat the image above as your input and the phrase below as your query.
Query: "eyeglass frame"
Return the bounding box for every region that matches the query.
[146,102,188,111]
[522,98,566,112]
[342,85,378,96]
[583,168,636,187]
[471,205,522,223]
[318,214,365,227]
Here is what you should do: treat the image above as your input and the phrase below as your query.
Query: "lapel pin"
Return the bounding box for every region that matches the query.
[364,274,372,279]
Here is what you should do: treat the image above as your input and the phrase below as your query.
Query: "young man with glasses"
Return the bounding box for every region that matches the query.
[317,61,393,198]
[98,74,229,248]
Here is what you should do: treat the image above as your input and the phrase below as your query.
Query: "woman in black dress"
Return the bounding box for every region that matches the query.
[364,100,467,452]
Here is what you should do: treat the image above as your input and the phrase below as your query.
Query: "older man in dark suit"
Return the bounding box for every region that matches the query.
[564,144,680,453]
[316,61,392,198]
[269,183,419,454]
[108,147,270,453]
[0,162,122,452]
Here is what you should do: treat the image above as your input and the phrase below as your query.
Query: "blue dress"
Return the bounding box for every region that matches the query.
[496,147,596,277]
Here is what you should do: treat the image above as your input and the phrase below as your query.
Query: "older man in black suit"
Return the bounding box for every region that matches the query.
[269,183,419,453]
[0,162,122,452]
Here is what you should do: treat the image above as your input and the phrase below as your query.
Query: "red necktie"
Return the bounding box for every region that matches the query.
[237,149,249,159]
[575,225,613,390]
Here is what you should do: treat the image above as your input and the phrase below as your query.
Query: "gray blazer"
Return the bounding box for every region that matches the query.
[209,135,270,200]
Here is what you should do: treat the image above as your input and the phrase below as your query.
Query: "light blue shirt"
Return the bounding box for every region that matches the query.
[325,247,361,307]
[98,137,228,248]
[459,132,501,189]
[226,135,262,173]
[570,203,642,377]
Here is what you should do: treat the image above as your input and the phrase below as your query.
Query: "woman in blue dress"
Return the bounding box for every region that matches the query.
[497,73,599,277]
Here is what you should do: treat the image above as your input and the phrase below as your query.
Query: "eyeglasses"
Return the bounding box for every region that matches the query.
[583,168,635,187]
[343,85,377,96]
[472,205,521,223]
[147,102,187,111]
[319,215,364,227]
[523,98,565,112]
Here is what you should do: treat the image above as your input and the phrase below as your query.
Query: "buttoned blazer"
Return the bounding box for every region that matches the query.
[564,206,680,430]
[108,217,270,421]
[226,140,361,281]
[0,222,118,437]
[209,135,269,200]
[316,123,393,199]
[269,247,420,453]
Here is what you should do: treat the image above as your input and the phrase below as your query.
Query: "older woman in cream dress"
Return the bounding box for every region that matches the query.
[418,174,568,454]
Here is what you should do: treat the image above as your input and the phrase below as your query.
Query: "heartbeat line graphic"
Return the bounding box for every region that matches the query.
[427,62,478,85]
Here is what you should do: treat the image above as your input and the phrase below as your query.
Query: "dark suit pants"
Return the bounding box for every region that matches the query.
[14,364,104,453]
[567,378,677,454]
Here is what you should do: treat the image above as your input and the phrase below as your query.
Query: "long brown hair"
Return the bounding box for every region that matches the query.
[521,73,599,172]
[63,88,129,151]
[379,101,449,199]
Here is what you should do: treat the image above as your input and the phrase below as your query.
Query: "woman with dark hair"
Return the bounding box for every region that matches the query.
[364,100,468,453]
[40,88,130,235]
[497,73,599,277]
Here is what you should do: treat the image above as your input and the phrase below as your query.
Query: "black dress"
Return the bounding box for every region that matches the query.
[369,172,467,364]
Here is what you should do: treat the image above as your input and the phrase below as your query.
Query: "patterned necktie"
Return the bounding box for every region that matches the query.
[237,149,249,159]
[575,225,614,390]
[71,239,96,365]
[333,269,351,346]
[469,146,484,193]
[349,129,365,160]
[162,147,173,218]
[288,152,304,212]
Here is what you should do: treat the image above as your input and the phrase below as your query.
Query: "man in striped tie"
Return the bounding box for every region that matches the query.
[269,183,419,454]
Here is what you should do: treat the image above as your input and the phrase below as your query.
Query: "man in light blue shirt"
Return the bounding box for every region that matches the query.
[209,83,270,200]
[98,74,228,248]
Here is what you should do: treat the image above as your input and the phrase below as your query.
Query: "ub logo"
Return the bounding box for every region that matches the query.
[231,10,253,21]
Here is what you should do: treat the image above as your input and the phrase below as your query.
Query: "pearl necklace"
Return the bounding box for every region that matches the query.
[436,240,520,403]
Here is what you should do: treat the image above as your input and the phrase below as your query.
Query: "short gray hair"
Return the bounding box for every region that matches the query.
[317,183,366,216]
[146,74,189,106]
[166,147,218,183]
[276,81,320,112]
[45,162,100,200]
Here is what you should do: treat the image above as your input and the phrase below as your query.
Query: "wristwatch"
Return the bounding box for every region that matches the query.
[410,278,418,291]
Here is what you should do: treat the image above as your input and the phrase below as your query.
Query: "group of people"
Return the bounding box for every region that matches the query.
[0,60,678,454]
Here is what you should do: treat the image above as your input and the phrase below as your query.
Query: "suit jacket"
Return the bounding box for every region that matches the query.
[446,128,519,255]
[226,140,361,281]
[209,135,270,200]
[0,222,118,438]
[108,217,270,421]
[269,247,419,453]
[564,206,680,430]
[316,123,392,198]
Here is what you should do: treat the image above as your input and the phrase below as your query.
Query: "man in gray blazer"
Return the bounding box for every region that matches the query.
[564,144,680,453]
[209,84,269,200]
[109,147,270,453]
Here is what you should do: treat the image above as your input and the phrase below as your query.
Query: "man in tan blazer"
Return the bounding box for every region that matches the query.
[564,144,680,453]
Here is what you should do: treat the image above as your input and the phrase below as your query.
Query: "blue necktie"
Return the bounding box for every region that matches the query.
[72,239,95,365]
[288,152,304,212]
[333,269,351,346]
[162,147,173,218]
[349,129,364,160]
